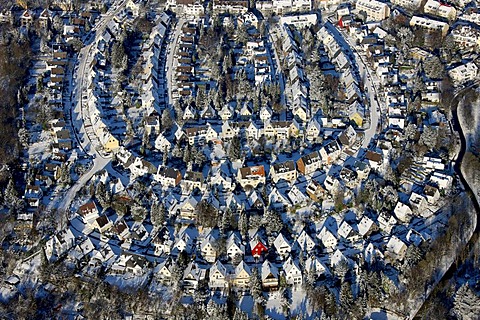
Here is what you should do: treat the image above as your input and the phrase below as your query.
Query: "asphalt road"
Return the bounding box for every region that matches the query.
[49,0,128,215]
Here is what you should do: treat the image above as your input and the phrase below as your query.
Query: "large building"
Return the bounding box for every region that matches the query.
[448,62,478,83]
[423,0,457,20]
[390,0,421,10]
[355,0,390,22]
[409,16,449,37]
[213,0,249,14]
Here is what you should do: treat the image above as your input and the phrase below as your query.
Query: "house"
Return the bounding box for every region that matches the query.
[219,105,234,120]
[337,220,356,241]
[448,62,478,84]
[297,151,322,175]
[20,10,33,28]
[177,196,199,220]
[38,9,51,30]
[246,190,265,212]
[209,260,228,289]
[295,229,316,253]
[155,133,172,152]
[391,0,422,10]
[355,0,390,21]
[261,260,279,291]
[154,259,174,284]
[423,0,456,20]
[273,233,292,258]
[183,261,207,293]
[233,261,251,288]
[226,232,245,260]
[305,179,327,202]
[356,216,378,237]
[409,16,449,37]
[238,165,266,189]
[45,228,76,261]
[92,214,113,233]
[271,160,297,183]
[409,192,428,215]
[111,253,148,275]
[451,25,480,50]
[154,167,182,187]
[250,237,268,258]
[330,249,348,268]
[181,171,204,194]
[284,257,303,286]
[144,116,160,135]
[338,125,357,147]
[259,106,273,122]
[424,185,440,204]
[393,201,413,223]
[305,255,329,278]
[306,118,322,142]
[200,230,218,263]
[377,212,397,233]
[287,184,309,206]
[78,201,100,224]
[213,0,249,14]
[365,150,383,169]
[385,235,408,262]
[24,185,43,208]
[317,226,338,251]
[319,140,341,165]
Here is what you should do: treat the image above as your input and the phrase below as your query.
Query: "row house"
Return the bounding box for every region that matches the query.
[451,25,480,50]
[271,160,297,183]
[238,165,266,189]
[409,16,449,37]
[448,62,478,83]
[154,167,182,188]
[297,151,322,175]
[423,0,457,20]
[355,0,390,22]
[213,0,249,14]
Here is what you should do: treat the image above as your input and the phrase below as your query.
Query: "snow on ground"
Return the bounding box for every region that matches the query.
[0,286,18,303]
[290,288,309,318]
[105,272,150,290]
[265,292,286,320]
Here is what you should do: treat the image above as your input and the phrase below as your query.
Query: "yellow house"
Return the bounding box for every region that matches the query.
[350,112,363,127]
[233,261,251,288]
[104,134,120,152]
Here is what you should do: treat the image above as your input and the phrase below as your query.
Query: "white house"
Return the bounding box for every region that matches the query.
[209,260,228,289]
[448,62,478,83]
[283,257,303,286]
[273,233,292,258]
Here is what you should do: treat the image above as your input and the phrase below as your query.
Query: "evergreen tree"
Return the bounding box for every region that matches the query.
[151,201,166,227]
[228,136,242,160]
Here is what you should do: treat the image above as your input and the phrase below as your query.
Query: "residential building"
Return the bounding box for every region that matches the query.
[154,167,182,187]
[297,151,322,175]
[238,165,266,189]
[213,0,249,13]
[209,261,228,289]
[271,160,297,183]
[273,233,292,258]
[409,16,449,37]
[423,0,457,20]
[284,257,303,286]
[448,62,478,83]
[233,261,251,288]
[451,25,480,50]
[280,13,317,28]
[355,0,390,21]
[390,0,422,10]
[261,260,279,291]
